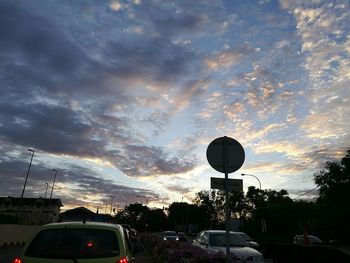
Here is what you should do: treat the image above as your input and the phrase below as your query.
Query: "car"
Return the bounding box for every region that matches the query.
[178,232,188,242]
[293,234,322,246]
[193,230,264,263]
[162,230,179,241]
[121,224,138,241]
[235,232,260,249]
[12,221,143,263]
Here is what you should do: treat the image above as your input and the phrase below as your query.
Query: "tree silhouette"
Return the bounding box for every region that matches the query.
[314,150,350,241]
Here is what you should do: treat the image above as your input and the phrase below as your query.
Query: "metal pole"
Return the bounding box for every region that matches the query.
[49,169,57,199]
[44,183,49,198]
[241,173,261,190]
[17,149,35,221]
[241,173,266,233]
[223,136,230,263]
[20,149,35,200]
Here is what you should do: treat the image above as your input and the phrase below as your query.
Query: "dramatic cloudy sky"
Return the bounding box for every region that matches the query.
[1,0,349,212]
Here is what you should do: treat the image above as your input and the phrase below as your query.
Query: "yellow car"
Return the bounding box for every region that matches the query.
[12,221,140,263]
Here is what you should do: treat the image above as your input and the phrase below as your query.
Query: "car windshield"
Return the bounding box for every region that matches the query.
[25,228,120,259]
[209,233,247,247]
[239,233,252,241]
[164,231,177,236]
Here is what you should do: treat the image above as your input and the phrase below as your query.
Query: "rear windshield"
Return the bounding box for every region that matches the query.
[25,228,120,259]
[209,233,247,247]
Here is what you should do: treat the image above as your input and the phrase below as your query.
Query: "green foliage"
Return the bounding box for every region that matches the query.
[115,203,150,232]
[313,150,350,241]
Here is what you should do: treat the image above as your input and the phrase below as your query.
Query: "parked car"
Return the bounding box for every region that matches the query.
[121,223,138,241]
[12,221,143,263]
[193,230,264,263]
[163,230,179,241]
[293,234,322,246]
[235,232,260,249]
[178,232,188,242]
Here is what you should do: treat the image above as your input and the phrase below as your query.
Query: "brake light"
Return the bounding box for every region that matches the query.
[118,257,129,263]
[12,258,23,263]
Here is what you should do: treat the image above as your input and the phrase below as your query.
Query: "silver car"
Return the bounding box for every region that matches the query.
[193,230,264,263]
[236,232,260,249]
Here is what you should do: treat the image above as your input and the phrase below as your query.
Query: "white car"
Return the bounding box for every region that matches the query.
[236,232,260,249]
[193,230,264,263]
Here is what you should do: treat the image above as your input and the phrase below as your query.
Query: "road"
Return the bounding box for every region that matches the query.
[0,246,22,263]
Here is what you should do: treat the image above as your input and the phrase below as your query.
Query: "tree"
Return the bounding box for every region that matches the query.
[314,150,350,241]
[148,208,167,232]
[115,203,149,232]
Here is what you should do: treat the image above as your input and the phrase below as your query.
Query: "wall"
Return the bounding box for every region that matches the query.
[0,225,39,247]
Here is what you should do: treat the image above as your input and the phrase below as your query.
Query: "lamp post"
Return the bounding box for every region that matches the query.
[49,169,57,200]
[136,195,158,205]
[44,183,49,198]
[241,173,261,190]
[241,173,266,233]
[136,195,158,232]
[17,148,35,221]
[20,149,35,200]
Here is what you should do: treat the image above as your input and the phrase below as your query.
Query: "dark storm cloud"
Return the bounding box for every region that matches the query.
[105,36,197,84]
[0,0,199,180]
[0,100,196,178]
[0,154,60,197]
[0,156,156,206]
[0,103,102,156]
[118,144,196,177]
[0,0,200,97]
[61,165,156,204]
[0,2,86,92]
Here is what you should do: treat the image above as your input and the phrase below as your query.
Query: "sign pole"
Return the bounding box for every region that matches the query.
[206,136,245,263]
[224,136,230,263]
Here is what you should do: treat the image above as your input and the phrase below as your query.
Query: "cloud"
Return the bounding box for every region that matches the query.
[0,155,156,209]
[205,45,255,70]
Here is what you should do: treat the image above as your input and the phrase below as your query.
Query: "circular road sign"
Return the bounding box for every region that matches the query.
[206,136,245,174]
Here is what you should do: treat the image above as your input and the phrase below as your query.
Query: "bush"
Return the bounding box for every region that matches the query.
[150,238,226,263]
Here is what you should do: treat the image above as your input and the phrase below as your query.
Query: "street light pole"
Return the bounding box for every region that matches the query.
[241,173,261,189]
[49,169,57,200]
[44,183,49,198]
[20,149,35,200]
[136,195,158,205]
[17,148,35,221]
[241,173,266,233]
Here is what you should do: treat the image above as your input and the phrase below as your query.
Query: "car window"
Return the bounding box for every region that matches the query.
[209,233,247,247]
[202,232,209,244]
[196,231,204,242]
[25,228,120,259]
[164,231,177,236]
[240,233,252,241]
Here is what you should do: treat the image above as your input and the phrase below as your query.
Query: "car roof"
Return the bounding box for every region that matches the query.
[203,230,239,234]
[41,221,123,230]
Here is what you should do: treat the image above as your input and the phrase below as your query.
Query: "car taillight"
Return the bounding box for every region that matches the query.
[118,257,129,263]
[12,258,23,263]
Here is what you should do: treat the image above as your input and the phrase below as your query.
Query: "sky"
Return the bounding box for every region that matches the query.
[1,0,349,212]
